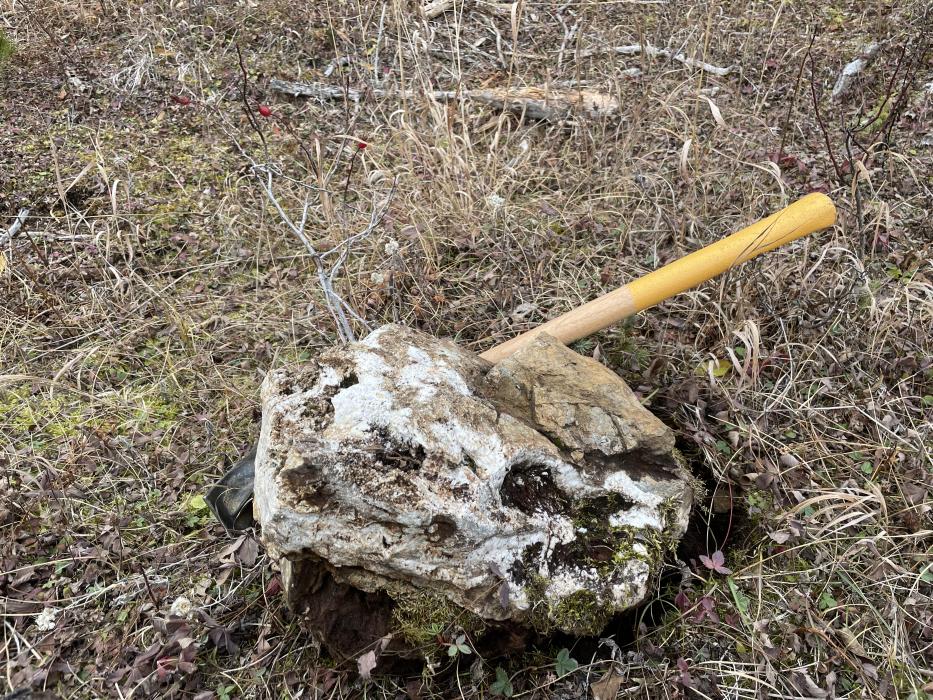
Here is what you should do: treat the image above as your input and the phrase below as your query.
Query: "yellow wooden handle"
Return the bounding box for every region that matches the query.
[481,193,836,363]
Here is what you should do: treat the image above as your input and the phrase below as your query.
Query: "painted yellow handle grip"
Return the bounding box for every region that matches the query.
[481,193,836,363]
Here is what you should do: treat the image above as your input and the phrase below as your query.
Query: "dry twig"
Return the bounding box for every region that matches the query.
[1,208,29,246]
[831,42,880,100]
[238,155,391,343]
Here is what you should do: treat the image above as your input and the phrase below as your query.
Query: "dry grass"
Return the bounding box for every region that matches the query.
[1,0,931,698]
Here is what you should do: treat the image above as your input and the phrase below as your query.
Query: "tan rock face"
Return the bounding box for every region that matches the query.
[254,325,692,644]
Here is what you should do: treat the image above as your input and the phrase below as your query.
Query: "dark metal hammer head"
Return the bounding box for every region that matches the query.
[205,445,257,532]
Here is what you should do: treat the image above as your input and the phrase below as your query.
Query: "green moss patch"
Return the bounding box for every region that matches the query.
[0,30,13,66]
[513,489,687,635]
[524,578,614,636]
[388,585,487,648]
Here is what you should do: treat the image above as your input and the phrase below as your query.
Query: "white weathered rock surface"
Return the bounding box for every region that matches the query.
[255,325,693,638]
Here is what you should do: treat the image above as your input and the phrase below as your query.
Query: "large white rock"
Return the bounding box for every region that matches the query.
[254,325,693,641]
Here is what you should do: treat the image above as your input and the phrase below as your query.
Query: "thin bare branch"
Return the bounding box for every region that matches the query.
[1,208,30,246]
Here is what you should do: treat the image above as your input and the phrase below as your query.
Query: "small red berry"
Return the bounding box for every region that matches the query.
[258,105,272,117]
[171,95,191,106]
[357,141,367,150]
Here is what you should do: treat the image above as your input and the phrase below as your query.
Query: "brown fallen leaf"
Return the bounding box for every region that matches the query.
[591,669,623,700]
[236,536,259,567]
[217,534,246,561]
[790,670,829,698]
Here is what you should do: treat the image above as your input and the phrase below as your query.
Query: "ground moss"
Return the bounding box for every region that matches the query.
[602,322,651,371]
[551,588,614,634]
[131,392,183,431]
[0,30,13,67]
[0,387,99,446]
[0,375,193,456]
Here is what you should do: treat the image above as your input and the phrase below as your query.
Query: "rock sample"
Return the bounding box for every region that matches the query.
[254,325,693,652]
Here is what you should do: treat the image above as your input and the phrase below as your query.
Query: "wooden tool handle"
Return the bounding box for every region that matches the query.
[480,193,836,363]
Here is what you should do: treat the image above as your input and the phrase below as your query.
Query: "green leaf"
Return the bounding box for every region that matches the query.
[727,577,751,626]
[711,359,732,377]
[555,648,578,676]
[448,635,471,657]
[694,358,733,378]
[921,395,933,407]
[818,590,838,610]
[185,494,208,512]
[859,462,873,476]
[747,491,770,511]
[490,667,514,697]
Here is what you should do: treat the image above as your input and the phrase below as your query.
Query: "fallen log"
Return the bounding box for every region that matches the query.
[423,0,514,19]
[268,79,621,121]
[579,42,735,77]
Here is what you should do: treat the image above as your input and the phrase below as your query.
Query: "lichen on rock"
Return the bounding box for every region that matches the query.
[254,325,693,648]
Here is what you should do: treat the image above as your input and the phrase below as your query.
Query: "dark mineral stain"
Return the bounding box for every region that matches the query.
[338,371,359,390]
[499,459,570,515]
[369,427,427,472]
[281,458,332,509]
[583,449,680,480]
[426,514,458,543]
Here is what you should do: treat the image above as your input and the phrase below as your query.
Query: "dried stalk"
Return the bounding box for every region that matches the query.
[777,34,814,162]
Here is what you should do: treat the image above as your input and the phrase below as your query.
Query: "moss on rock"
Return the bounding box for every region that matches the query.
[524,576,614,636]
[516,487,690,636]
[388,585,487,647]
